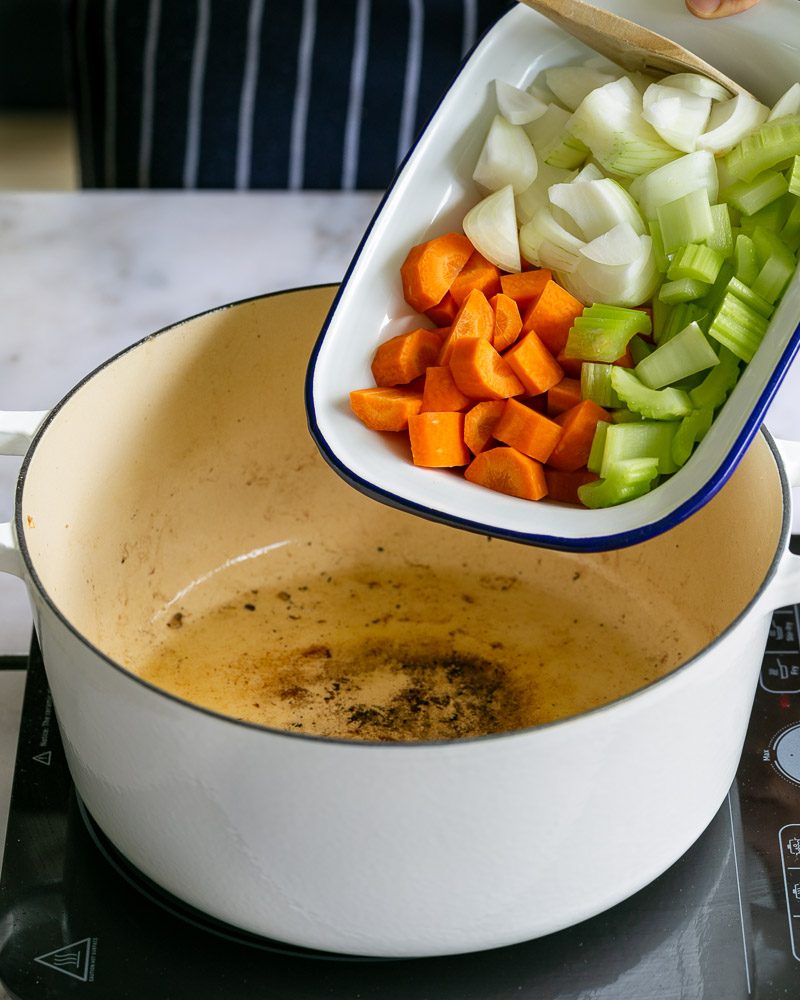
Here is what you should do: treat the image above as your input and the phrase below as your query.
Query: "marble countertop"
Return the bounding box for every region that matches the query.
[0,190,799,993]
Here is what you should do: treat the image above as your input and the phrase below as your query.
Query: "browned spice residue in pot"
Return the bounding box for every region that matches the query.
[136,562,698,741]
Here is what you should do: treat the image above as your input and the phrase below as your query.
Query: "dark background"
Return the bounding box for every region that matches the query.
[0,0,68,109]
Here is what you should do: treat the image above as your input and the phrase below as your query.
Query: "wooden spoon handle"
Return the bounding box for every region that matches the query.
[518,0,747,96]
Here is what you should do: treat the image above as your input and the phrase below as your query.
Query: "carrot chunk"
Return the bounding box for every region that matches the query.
[421,366,472,413]
[503,330,564,396]
[408,411,471,467]
[463,399,506,454]
[350,386,423,432]
[438,288,495,364]
[544,468,600,505]
[490,293,523,352]
[556,351,583,379]
[449,337,525,400]
[546,376,582,416]
[400,233,474,313]
[425,292,459,327]
[465,447,548,501]
[499,269,552,309]
[450,251,501,306]
[370,328,443,387]
[547,400,610,471]
[522,280,584,355]
[493,398,562,463]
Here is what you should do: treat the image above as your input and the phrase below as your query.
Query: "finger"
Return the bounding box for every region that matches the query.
[685,0,762,19]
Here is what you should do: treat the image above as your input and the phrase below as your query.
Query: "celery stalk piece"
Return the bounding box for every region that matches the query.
[577,457,660,508]
[739,195,793,236]
[600,421,680,477]
[656,301,710,346]
[581,363,624,408]
[724,115,800,183]
[629,334,653,366]
[635,321,719,390]
[564,304,651,362]
[651,297,671,343]
[721,170,789,216]
[657,188,714,254]
[705,204,734,260]
[672,408,714,467]
[610,367,693,419]
[707,292,769,363]
[734,233,760,285]
[629,150,719,222]
[782,197,800,252]
[789,156,800,198]
[689,347,740,409]
[667,243,724,284]
[658,278,710,304]
[610,408,646,423]
[726,276,774,318]
[752,255,796,303]
[587,420,610,473]
[648,219,670,273]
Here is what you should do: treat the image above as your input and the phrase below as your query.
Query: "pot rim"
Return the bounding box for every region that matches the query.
[13,285,793,750]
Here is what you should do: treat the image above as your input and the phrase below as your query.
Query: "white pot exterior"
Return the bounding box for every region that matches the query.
[16,537,786,957]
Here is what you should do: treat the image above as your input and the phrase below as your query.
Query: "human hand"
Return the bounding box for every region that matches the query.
[685,0,761,17]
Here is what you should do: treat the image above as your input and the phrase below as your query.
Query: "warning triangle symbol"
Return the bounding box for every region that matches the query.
[34,937,92,982]
[32,751,51,766]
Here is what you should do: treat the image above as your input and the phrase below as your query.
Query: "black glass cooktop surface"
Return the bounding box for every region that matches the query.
[3,596,800,999]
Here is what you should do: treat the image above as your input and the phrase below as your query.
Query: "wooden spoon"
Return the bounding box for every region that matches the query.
[519,0,749,96]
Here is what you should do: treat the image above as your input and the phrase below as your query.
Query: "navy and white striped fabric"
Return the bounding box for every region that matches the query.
[65,0,513,190]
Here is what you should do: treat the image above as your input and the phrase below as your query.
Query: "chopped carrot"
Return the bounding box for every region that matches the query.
[371,328,443,387]
[544,468,600,505]
[522,280,584,355]
[350,386,423,432]
[400,233,474,313]
[449,337,524,400]
[490,293,523,352]
[463,399,506,454]
[421,366,472,413]
[492,398,562,463]
[555,350,583,379]
[425,292,459,327]
[408,411,471,467]
[503,330,564,396]
[450,251,501,306]
[499,269,552,309]
[547,400,610,472]
[546,376,582,416]
[438,288,495,364]
[465,447,548,501]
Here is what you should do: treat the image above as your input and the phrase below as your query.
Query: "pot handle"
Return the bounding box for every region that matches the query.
[0,410,49,578]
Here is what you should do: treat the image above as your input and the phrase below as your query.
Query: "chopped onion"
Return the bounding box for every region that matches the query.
[518,207,585,272]
[545,65,617,112]
[515,161,576,224]
[642,83,711,152]
[548,176,645,240]
[559,232,659,307]
[523,103,571,151]
[628,150,718,221]
[658,73,731,102]
[495,80,549,125]
[695,92,770,154]
[473,114,538,194]
[463,185,521,273]
[768,82,800,122]
[573,162,605,183]
[567,76,680,177]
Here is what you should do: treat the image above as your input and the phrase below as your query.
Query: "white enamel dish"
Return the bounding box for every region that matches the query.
[306,0,800,552]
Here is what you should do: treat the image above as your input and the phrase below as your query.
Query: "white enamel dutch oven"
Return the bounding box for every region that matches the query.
[1,285,800,958]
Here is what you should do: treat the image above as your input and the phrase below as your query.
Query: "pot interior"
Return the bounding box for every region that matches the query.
[18,287,785,740]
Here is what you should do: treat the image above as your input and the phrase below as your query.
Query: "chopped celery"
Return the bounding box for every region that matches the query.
[726,276,774,318]
[724,115,800,183]
[577,457,660,508]
[587,420,610,473]
[752,255,795,303]
[789,156,800,197]
[672,408,714,467]
[600,421,679,477]
[721,169,789,216]
[707,292,769,362]
[705,203,734,259]
[581,363,624,408]
[734,233,760,285]
[564,304,651,361]
[656,300,710,345]
[667,243,723,284]
[689,347,740,410]
[657,188,714,254]
[782,197,800,252]
[628,334,653,365]
[648,219,670,272]
[634,321,719,390]
[610,408,646,423]
[739,195,793,236]
[658,278,710,304]
[610,367,693,419]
